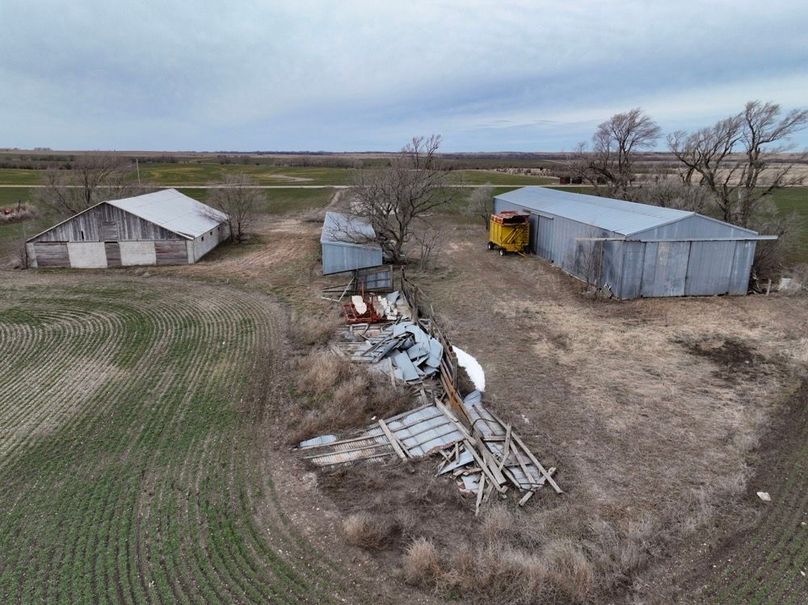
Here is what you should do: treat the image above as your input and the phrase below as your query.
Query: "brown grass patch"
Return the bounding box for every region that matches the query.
[403,538,441,586]
[289,349,412,443]
[292,311,341,347]
[342,512,393,550]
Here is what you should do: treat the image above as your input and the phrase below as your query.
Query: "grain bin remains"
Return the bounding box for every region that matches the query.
[26,189,230,268]
[494,187,775,298]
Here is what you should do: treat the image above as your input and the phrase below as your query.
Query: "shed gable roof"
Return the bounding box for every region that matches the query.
[494,187,754,237]
[320,211,381,250]
[26,188,228,242]
[107,189,227,239]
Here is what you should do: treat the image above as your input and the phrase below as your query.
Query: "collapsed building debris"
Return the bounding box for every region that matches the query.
[350,320,443,381]
[299,270,561,510]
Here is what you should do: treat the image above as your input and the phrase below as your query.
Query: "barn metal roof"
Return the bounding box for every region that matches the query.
[495,187,698,236]
[107,189,228,239]
[320,211,381,249]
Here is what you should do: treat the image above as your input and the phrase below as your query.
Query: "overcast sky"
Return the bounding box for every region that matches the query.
[1,1,807,152]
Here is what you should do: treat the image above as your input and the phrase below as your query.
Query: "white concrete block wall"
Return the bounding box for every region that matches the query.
[190,224,226,263]
[119,241,157,266]
[67,243,107,268]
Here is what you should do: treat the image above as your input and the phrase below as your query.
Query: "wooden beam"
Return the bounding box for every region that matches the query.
[378,419,408,460]
[510,432,563,494]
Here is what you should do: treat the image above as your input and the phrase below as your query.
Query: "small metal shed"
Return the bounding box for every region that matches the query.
[494,187,774,298]
[320,211,383,275]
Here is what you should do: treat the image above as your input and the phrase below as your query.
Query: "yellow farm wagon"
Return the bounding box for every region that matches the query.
[487,211,530,256]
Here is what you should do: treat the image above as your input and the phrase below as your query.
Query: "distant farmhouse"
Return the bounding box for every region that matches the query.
[26,189,229,268]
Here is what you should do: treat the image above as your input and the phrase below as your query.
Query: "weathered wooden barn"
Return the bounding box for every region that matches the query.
[320,211,383,274]
[494,187,774,298]
[26,189,229,268]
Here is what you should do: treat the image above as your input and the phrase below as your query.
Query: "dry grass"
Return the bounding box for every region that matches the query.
[342,512,393,550]
[292,311,341,347]
[403,538,441,586]
[289,349,412,443]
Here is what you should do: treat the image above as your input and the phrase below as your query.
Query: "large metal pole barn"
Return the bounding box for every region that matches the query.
[493,187,774,299]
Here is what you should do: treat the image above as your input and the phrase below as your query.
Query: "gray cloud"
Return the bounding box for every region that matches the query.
[1,0,806,150]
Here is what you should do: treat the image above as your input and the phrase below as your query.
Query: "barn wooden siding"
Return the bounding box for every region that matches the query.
[30,203,182,243]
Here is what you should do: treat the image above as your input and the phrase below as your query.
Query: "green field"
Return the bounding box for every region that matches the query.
[769,188,808,263]
[177,187,336,215]
[700,381,808,604]
[0,277,351,604]
[0,165,554,188]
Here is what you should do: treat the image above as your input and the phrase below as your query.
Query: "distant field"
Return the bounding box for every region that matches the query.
[0,165,555,188]
[769,188,808,263]
[177,187,336,214]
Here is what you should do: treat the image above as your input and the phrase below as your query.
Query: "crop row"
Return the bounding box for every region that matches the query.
[0,278,352,603]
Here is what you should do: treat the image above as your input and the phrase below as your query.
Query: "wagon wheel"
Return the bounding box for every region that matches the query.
[499,248,506,256]
[487,242,494,250]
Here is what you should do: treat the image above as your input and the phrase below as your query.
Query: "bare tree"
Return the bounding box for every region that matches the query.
[669,101,808,227]
[37,154,143,216]
[621,178,714,212]
[351,135,451,263]
[466,184,495,229]
[413,222,445,270]
[576,108,661,194]
[207,174,263,243]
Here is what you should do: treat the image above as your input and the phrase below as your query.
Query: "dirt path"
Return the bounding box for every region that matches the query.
[413,223,808,601]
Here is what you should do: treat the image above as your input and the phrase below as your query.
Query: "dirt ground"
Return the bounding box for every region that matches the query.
[411,223,808,601]
[11,197,805,603]
[170,206,808,602]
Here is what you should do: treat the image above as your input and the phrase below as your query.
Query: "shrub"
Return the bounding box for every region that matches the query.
[342,512,392,550]
[403,538,442,586]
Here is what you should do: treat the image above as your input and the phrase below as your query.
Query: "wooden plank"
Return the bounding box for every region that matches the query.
[32,242,69,267]
[105,242,122,267]
[463,439,507,493]
[518,490,535,506]
[378,419,408,460]
[475,473,486,517]
[497,424,512,473]
[510,441,533,488]
[155,240,188,265]
[510,432,563,494]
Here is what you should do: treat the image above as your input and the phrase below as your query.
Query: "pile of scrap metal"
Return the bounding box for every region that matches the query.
[443,391,562,511]
[342,291,408,324]
[297,393,560,512]
[349,320,443,382]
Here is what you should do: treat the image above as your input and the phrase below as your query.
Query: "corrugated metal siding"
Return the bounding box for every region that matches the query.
[729,241,756,295]
[494,192,760,299]
[321,242,383,275]
[632,214,757,240]
[619,242,645,299]
[685,241,734,295]
[536,215,555,260]
[640,241,690,297]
